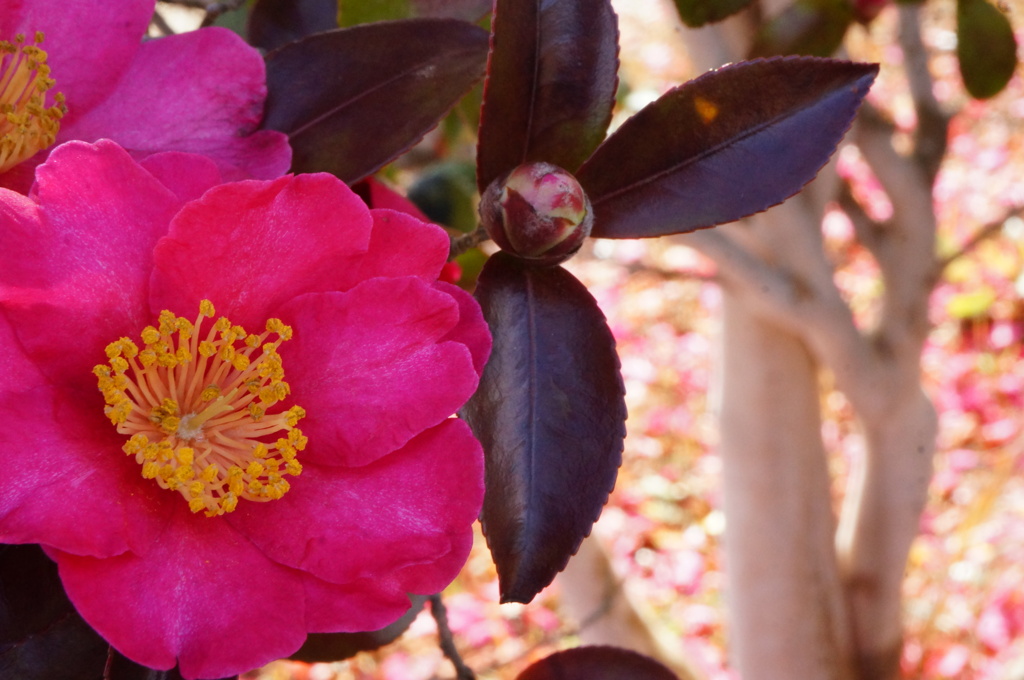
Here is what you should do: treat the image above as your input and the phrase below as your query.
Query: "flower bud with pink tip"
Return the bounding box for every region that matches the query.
[480,162,593,266]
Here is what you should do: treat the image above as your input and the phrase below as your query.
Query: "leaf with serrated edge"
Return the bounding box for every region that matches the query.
[578,56,878,239]
[460,253,626,604]
[262,19,489,184]
[476,0,619,193]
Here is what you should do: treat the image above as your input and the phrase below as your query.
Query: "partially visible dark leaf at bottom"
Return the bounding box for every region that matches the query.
[0,544,108,680]
[106,652,236,680]
[460,253,626,603]
[290,595,427,662]
[517,645,680,680]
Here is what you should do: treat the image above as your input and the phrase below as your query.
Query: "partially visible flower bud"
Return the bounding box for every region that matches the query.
[480,162,593,266]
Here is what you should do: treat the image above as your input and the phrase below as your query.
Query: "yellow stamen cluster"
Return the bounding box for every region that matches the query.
[95,300,307,517]
[0,32,66,173]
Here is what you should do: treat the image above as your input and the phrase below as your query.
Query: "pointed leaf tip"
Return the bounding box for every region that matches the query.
[579,56,879,239]
[460,254,626,603]
[477,0,620,193]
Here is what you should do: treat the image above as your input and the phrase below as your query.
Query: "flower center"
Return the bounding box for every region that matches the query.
[95,300,307,517]
[0,32,65,173]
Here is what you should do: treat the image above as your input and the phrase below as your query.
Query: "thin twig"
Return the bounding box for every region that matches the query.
[429,593,476,680]
[937,207,1024,272]
[449,226,489,259]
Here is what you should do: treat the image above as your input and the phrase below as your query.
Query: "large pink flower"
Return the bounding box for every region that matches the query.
[0,0,290,192]
[0,140,490,678]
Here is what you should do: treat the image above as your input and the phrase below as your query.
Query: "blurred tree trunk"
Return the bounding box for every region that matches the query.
[561,4,953,680]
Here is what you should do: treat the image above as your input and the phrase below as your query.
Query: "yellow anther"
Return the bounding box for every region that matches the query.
[97,301,305,517]
[177,447,194,466]
[0,32,66,173]
[286,406,306,427]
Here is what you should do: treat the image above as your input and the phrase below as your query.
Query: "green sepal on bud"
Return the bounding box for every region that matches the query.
[480,162,593,266]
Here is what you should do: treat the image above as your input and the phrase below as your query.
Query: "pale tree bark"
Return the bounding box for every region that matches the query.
[558,4,968,680]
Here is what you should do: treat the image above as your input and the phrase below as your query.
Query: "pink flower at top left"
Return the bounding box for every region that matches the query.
[0,0,290,192]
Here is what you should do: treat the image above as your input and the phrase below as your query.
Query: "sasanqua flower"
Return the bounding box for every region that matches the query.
[0,0,290,192]
[0,140,490,678]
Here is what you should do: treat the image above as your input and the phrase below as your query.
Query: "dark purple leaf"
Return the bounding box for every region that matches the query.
[578,56,878,239]
[476,0,619,192]
[671,0,754,28]
[517,646,679,680]
[460,253,626,603]
[290,595,426,663]
[0,544,107,680]
[249,0,338,52]
[262,19,489,184]
[748,0,853,58]
[957,0,1017,99]
[105,652,236,680]
[411,0,491,21]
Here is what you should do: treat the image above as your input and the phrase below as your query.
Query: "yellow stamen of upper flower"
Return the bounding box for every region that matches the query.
[96,300,306,517]
[0,32,66,173]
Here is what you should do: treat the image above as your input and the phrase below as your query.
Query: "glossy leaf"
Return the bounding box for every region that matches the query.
[460,253,626,603]
[578,56,878,239]
[249,0,338,52]
[518,646,679,680]
[672,0,754,28]
[748,0,853,58]
[0,544,107,680]
[410,0,492,21]
[957,0,1017,99]
[263,19,489,184]
[289,596,426,663]
[476,0,619,192]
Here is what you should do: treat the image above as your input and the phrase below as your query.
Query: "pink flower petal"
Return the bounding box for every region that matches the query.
[1,141,183,390]
[0,340,171,558]
[350,209,450,283]
[228,420,483,589]
[58,28,292,180]
[435,281,492,376]
[51,506,308,679]
[281,282,478,467]
[3,0,153,126]
[139,151,225,204]
[150,173,373,329]
[363,177,431,220]
[302,575,414,633]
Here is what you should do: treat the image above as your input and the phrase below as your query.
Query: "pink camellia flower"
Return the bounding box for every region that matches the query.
[0,140,490,678]
[0,0,290,192]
